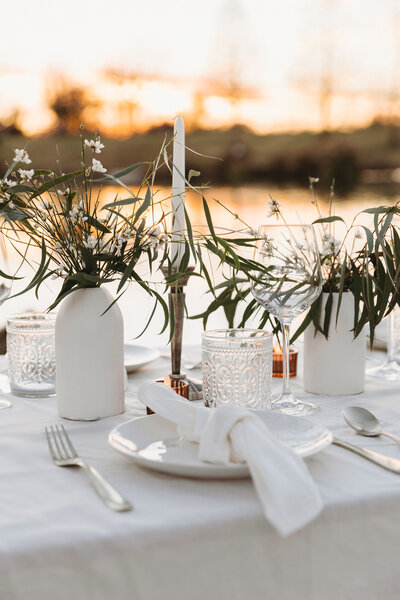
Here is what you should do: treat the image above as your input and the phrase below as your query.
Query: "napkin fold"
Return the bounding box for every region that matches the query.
[138,382,323,537]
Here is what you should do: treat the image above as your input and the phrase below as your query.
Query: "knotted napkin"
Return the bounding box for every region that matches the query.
[138,381,323,536]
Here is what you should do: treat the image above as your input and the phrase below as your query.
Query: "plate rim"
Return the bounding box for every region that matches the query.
[124,343,160,372]
[109,413,332,479]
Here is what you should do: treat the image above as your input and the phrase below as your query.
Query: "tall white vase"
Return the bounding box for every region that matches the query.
[303,292,366,395]
[56,287,125,420]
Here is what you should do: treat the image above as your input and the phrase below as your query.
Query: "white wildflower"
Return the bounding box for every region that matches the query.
[121,228,132,239]
[39,199,53,211]
[321,233,341,257]
[13,148,31,164]
[308,176,319,185]
[83,235,98,249]
[246,228,258,237]
[266,197,280,218]
[18,168,34,182]
[85,139,105,154]
[69,204,87,223]
[3,178,16,188]
[8,201,15,209]
[51,266,67,280]
[91,158,106,173]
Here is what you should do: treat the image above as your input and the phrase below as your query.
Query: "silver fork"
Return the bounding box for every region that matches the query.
[45,425,132,512]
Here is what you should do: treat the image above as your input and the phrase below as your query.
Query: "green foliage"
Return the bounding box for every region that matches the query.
[0,134,260,338]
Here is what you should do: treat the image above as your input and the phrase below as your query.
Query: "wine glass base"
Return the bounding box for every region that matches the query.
[269,393,317,416]
[367,360,400,381]
[0,399,11,411]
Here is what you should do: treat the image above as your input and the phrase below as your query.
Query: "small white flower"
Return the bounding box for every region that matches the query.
[69,204,87,223]
[85,139,105,154]
[122,228,132,239]
[246,228,258,237]
[266,197,280,218]
[3,178,16,188]
[92,158,106,173]
[355,229,363,239]
[308,176,319,185]
[39,199,53,211]
[83,235,98,249]
[18,168,34,182]
[8,201,15,209]
[13,148,31,164]
[51,266,67,280]
[321,233,341,257]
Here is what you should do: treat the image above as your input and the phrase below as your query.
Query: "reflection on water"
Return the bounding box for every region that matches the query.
[0,184,396,348]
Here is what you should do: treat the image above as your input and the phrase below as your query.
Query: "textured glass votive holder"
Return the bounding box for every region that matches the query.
[202,329,273,409]
[7,313,56,397]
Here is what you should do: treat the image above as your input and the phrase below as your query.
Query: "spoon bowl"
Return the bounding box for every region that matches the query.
[342,406,400,446]
[342,406,382,437]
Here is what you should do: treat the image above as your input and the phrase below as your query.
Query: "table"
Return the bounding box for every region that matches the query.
[2,351,400,600]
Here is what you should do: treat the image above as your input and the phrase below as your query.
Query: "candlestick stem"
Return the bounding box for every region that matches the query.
[161,266,194,380]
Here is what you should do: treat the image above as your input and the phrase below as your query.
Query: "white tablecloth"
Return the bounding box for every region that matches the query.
[2,352,400,600]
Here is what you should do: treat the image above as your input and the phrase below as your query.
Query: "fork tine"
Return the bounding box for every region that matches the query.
[60,425,78,458]
[54,425,70,459]
[50,425,66,461]
[45,426,58,462]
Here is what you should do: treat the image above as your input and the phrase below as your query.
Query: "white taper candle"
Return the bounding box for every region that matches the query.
[171,115,186,265]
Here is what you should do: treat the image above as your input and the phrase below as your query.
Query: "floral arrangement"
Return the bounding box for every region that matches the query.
[196,179,400,343]
[0,131,256,334]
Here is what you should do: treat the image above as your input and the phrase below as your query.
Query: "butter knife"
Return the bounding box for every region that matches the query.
[333,437,400,473]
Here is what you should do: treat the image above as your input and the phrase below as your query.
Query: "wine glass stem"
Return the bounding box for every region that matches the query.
[388,311,395,362]
[282,322,291,396]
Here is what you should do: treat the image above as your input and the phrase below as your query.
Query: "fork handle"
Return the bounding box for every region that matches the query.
[80,461,132,512]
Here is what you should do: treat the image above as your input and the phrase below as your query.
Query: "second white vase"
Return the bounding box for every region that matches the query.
[55,287,125,420]
[303,292,366,396]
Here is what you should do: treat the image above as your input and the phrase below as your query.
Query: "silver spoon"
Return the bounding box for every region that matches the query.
[342,406,400,446]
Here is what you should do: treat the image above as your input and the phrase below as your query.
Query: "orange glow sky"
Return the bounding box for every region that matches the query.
[0,0,398,135]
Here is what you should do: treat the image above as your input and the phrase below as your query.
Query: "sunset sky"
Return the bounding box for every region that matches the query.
[0,0,398,134]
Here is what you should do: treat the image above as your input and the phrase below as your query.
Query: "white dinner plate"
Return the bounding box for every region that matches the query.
[124,344,160,373]
[109,411,332,479]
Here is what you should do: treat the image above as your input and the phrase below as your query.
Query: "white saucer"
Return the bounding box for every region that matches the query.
[124,344,160,373]
[109,411,332,479]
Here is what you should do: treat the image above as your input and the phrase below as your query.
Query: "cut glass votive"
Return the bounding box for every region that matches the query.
[7,313,56,397]
[202,329,273,410]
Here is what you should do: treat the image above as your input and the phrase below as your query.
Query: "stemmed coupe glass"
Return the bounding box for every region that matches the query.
[251,224,322,415]
[0,246,12,410]
[367,305,400,380]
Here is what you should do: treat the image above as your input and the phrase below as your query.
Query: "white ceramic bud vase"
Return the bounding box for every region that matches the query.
[56,287,125,420]
[303,292,366,395]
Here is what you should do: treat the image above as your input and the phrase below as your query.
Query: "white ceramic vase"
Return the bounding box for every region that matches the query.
[303,292,366,395]
[56,287,125,420]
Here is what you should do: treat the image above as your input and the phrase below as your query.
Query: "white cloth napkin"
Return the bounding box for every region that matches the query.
[138,382,323,537]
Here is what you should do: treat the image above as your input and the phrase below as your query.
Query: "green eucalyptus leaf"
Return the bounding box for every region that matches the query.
[30,170,84,199]
[95,162,142,182]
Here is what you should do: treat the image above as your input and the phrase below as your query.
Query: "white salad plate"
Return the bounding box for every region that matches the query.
[124,344,160,373]
[109,411,332,479]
